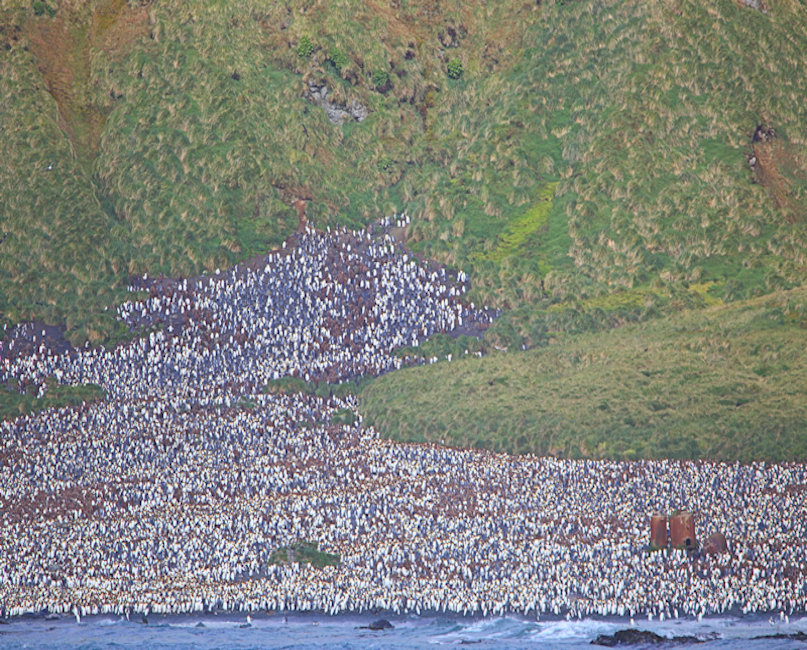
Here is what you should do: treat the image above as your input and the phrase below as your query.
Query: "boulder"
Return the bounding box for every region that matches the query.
[592,628,704,646]
[362,618,393,630]
[702,532,728,555]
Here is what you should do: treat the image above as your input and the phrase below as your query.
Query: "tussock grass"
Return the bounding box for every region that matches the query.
[360,288,807,462]
[0,378,105,420]
[1,0,806,376]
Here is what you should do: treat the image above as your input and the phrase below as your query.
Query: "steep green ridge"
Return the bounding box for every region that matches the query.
[2,0,807,344]
[360,288,807,462]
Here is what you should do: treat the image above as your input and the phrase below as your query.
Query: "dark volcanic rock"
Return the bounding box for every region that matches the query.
[361,618,394,630]
[752,631,807,641]
[592,628,705,646]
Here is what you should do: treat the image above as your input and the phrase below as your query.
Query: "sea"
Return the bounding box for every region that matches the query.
[0,612,804,649]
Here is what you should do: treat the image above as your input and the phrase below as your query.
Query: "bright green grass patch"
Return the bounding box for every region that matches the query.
[548,286,662,313]
[360,287,807,462]
[689,282,724,307]
[269,541,340,569]
[480,182,557,263]
[0,378,105,421]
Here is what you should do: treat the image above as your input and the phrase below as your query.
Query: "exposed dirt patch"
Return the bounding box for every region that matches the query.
[23,0,150,164]
[93,0,151,56]
[749,124,806,223]
[0,321,74,364]
[752,141,801,223]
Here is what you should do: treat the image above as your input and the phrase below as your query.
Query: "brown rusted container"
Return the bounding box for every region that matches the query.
[702,532,728,555]
[670,511,697,550]
[649,513,668,549]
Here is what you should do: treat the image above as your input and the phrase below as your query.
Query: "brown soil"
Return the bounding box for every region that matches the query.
[752,135,803,223]
[23,0,150,164]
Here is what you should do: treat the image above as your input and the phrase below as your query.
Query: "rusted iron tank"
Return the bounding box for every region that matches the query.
[649,513,668,549]
[670,511,697,550]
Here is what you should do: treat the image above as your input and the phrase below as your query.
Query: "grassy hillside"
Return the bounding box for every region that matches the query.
[2,0,807,345]
[2,0,807,457]
[360,288,807,462]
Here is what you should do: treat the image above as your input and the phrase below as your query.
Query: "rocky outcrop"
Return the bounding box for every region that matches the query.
[592,629,706,646]
[360,618,394,630]
[741,0,766,10]
[307,83,368,126]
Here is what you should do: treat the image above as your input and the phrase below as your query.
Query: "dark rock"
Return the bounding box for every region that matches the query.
[752,631,807,641]
[753,124,776,143]
[702,532,728,555]
[360,618,394,630]
[591,628,705,646]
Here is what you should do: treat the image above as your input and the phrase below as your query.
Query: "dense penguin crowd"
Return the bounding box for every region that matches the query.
[1,223,805,622]
[2,223,494,403]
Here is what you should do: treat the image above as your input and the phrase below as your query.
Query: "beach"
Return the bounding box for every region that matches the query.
[1,222,805,625]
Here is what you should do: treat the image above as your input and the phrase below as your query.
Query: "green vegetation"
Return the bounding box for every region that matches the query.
[31,0,55,17]
[360,289,807,462]
[480,183,557,265]
[446,57,463,80]
[263,376,373,400]
[394,333,485,361]
[0,378,105,420]
[331,408,357,425]
[269,541,340,569]
[296,35,315,59]
[327,46,349,74]
[2,0,807,460]
[371,68,390,90]
[2,0,807,347]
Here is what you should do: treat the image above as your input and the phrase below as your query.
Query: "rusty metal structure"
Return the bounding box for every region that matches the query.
[649,513,668,549]
[670,511,697,550]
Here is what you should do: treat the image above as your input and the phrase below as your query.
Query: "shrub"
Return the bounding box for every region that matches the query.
[447,57,463,79]
[328,47,349,73]
[372,69,389,89]
[297,35,315,59]
[332,408,357,425]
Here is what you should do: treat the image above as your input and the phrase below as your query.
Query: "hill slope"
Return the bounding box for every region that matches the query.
[2,0,807,343]
[360,288,807,462]
[2,0,807,458]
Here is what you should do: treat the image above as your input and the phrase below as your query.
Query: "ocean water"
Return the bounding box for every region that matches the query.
[0,613,804,649]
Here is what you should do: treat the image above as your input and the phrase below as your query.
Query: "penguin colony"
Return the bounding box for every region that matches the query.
[1,223,805,621]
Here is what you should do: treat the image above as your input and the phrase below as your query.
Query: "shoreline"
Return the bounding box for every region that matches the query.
[2,587,806,623]
[2,225,805,636]
[3,607,807,623]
